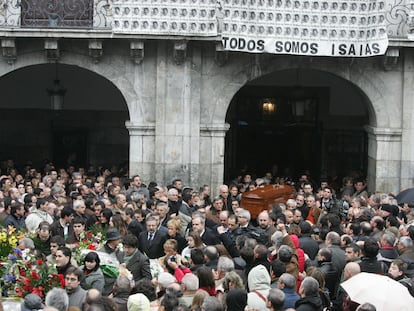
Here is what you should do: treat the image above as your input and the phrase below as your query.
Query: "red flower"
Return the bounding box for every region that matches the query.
[20,269,26,277]
[37,259,43,265]
[27,262,32,268]
[23,278,31,286]
[31,271,39,280]
[87,244,96,250]
[57,273,65,287]
[86,231,93,239]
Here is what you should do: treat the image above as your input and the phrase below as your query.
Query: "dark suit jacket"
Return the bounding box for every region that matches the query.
[122,249,152,284]
[138,230,168,259]
[50,220,74,241]
[201,227,220,246]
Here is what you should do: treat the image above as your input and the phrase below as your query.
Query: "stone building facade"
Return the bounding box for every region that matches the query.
[0,0,413,194]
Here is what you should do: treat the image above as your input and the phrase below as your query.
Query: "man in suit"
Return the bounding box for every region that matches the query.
[192,212,220,246]
[139,215,167,259]
[156,201,171,228]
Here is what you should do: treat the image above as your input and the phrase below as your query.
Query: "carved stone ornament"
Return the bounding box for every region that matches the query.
[89,39,103,63]
[44,39,60,61]
[1,38,16,64]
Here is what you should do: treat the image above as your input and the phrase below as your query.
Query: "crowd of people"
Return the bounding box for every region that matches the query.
[0,160,413,311]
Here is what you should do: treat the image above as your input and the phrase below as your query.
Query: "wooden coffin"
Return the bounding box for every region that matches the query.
[240,184,296,219]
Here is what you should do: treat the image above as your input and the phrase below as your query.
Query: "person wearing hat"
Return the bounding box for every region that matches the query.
[128,293,151,311]
[97,228,124,295]
[21,293,43,311]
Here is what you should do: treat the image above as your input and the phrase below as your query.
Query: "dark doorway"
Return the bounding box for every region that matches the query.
[225,69,369,184]
[0,64,129,170]
[52,129,88,168]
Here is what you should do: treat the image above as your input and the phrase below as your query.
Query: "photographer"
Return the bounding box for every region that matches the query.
[160,239,192,282]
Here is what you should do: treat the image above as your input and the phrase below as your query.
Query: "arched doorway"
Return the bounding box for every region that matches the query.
[0,63,129,170]
[225,68,370,184]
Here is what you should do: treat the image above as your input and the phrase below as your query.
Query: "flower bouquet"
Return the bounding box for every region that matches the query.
[1,248,64,299]
[0,226,25,260]
[68,230,103,266]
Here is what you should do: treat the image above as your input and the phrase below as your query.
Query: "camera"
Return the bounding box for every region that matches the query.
[169,256,176,262]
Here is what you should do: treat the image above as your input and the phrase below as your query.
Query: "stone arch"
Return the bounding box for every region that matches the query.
[0,50,139,120]
[209,57,402,131]
[218,59,398,186]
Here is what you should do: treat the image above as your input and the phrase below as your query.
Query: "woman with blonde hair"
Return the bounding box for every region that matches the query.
[167,218,187,253]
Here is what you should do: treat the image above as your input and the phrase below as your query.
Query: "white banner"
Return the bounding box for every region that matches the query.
[221,0,389,57]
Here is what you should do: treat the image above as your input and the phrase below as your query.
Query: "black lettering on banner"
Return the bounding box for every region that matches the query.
[365,44,372,55]
[348,44,355,56]
[338,44,347,55]
[290,41,300,53]
[310,43,318,54]
[222,37,229,48]
[372,43,380,54]
[300,42,309,53]
[284,41,292,52]
[238,38,246,49]
[247,40,256,51]
[229,38,238,49]
[275,41,283,52]
[257,40,265,51]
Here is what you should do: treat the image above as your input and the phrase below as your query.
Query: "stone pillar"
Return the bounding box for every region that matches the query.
[400,50,414,190]
[200,123,230,196]
[125,121,156,183]
[365,126,402,193]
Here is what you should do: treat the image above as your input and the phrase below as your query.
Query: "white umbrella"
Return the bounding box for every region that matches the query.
[341,272,414,311]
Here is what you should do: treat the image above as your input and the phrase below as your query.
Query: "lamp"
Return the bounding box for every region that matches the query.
[47,63,66,111]
[262,98,276,115]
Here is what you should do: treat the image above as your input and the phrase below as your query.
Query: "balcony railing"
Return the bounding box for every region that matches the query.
[0,0,411,40]
[20,0,94,28]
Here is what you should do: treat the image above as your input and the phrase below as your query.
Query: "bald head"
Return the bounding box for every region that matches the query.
[343,262,361,281]
[87,288,101,301]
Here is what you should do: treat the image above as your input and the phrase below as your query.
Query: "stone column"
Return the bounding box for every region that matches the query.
[125,121,156,183]
[365,126,402,193]
[200,123,230,196]
[400,50,414,190]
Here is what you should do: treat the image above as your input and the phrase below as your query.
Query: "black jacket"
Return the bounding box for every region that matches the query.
[299,235,319,260]
[122,249,152,284]
[138,230,168,259]
[318,262,339,299]
[295,295,324,311]
[200,227,221,246]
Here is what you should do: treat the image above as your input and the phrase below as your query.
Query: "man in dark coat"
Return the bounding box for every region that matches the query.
[359,238,387,274]
[325,231,346,274]
[316,248,339,300]
[138,215,168,259]
[299,221,319,260]
[192,212,220,246]
[295,276,324,311]
[122,234,152,286]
